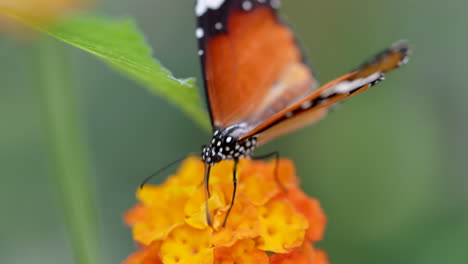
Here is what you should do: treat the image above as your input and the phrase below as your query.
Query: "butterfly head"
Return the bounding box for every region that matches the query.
[202,128,257,165]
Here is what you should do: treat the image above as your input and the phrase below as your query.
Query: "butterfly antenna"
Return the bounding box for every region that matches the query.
[204,163,213,226]
[140,152,200,188]
[252,151,287,192]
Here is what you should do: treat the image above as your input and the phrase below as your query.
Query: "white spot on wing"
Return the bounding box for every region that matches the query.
[215,22,223,30]
[195,28,204,38]
[271,0,281,9]
[321,72,382,97]
[196,0,226,17]
[198,49,204,56]
[301,101,312,110]
[242,0,253,11]
[398,56,410,67]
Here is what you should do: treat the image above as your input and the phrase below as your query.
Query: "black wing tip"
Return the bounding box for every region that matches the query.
[389,39,412,63]
[390,39,411,52]
[357,39,412,70]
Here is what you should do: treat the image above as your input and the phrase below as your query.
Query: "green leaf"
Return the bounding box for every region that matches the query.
[12,14,211,131]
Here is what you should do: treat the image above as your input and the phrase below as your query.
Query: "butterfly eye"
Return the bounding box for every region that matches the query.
[212,155,222,163]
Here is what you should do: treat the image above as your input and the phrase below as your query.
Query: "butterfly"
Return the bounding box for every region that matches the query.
[145,0,410,227]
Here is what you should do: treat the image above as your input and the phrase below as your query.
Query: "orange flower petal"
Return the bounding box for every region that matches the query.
[270,243,330,264]
[313,249,330,264]
[275,159,299,188]
[283,187,327,242]
[124,158,328,264]
[124,204,147,226]
[0,0,88,19]
[211,195,260,247]
[239,159,299,206]
[241,169,279,206]
[214,239,268,264]
[123,241,162,264]
[256,199,308,253]
[160,225,213,264]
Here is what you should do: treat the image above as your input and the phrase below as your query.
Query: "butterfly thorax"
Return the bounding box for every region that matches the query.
[202,128,257,165]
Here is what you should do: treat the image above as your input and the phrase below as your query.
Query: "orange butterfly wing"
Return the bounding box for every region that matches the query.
[196,1,318,129]
[241,41,411,144]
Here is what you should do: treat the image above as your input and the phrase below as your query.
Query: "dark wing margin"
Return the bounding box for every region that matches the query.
[241,40,412,144]
[352,40,411,79]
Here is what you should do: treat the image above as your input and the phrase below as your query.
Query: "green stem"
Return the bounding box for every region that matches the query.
[35,37,101,264]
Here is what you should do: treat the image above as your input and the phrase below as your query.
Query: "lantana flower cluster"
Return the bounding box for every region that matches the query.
[124,157,328,264]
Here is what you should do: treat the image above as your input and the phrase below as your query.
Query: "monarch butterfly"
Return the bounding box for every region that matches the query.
[144,0,411,227]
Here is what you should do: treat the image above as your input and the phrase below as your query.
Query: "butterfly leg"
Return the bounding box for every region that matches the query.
[140,153,196,188]
[252,151,287,192]
[204,163,212,226]
[222,159,239,227]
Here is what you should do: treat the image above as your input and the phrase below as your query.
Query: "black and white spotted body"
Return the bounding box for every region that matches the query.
[202,127,257,166]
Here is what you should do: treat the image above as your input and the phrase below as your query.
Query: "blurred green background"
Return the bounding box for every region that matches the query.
[1,0,467,263]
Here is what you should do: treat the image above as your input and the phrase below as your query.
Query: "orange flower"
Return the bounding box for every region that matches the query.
[0,0,88,18]
[270,243,330,264]
[0,0,90,36]
[124,157,329,264]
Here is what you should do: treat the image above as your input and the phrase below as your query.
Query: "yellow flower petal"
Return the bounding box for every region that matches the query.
[241,171,279,205]
[160,225,213,264]
[185,187,226,229]
[124,157,328,263]
[167,157,204,187]
[208,159,238,186]
[214,239,268,264]
[211,195,260,247]
[256,199,308,253]
[131,185,190,244]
